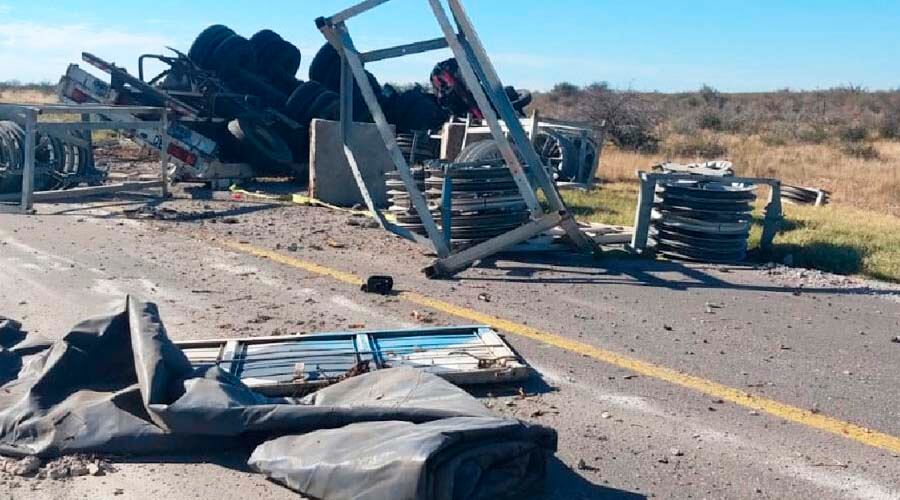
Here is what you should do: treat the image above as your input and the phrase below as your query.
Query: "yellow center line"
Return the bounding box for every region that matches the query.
[221,240,900,455]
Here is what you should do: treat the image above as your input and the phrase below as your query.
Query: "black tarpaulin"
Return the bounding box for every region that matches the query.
[0,296,555,499]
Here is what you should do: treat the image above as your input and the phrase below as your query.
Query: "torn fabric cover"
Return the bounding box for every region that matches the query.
[0,296,556,500]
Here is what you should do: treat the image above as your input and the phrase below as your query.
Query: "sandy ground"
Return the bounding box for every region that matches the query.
[1,187,899,500]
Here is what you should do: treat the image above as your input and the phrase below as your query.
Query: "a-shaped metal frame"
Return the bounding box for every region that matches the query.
[316,0,598,277]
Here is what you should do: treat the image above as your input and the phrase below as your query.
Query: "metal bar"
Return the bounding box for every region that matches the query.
[159,111,170,198]
[427,0,542,215]
[628,171,655,254]
[81,52,200,117]
[36,121,163,133]
[20,108,37,212]
[425,211,564,278]
[0,181,164,203]
[333,46,394,234]
[442,171,453,250]
[322,23,450,258]
[360,37,449,63]
[446,0,597,254]
[322,0,391,24]
[4,104,165,115]
[446,0,556,205]
[760,181,782,252]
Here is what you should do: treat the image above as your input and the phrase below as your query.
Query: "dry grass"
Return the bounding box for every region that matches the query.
[0,88,56,104]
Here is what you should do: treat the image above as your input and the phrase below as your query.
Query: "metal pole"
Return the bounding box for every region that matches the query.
[20,108,37,213]
[427,0,542,215]
[628,172,655,254]
[159,110,170,198]
[322,22,450,258]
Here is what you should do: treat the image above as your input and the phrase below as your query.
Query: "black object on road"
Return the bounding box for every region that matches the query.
[361,275,394,295]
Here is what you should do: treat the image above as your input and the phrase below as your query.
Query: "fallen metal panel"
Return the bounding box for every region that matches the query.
[176,325,530,396]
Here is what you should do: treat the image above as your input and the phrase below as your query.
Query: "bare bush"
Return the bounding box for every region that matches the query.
[841,142,880,160]
[532,82,661,153]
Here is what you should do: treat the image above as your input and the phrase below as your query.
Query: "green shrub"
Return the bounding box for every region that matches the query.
[839,125,868,142]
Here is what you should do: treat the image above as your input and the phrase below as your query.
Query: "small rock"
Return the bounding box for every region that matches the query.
[287,243,299,252]
[576,458,597,471]
[477,293,491,303]
[69,464,90,477]
[669,447,684,457]
[10,456,41,476]
[88,463,105,476]
[891,336,900,344]
[600,411,612,419]
[47,465,68,480]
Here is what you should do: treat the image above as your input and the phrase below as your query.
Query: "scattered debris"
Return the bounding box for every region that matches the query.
[576,458,598,472]
[360,275,394,295]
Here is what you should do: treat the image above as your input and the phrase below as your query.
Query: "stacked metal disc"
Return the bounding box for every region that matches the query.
[650,179,757,262]
[424,162,529,248]
[386,167,429,235]
[396,133,438,165]
[781,184,829,206]
[0,120,100,193]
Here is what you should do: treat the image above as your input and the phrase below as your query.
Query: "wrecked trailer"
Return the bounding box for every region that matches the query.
[0,297,555,499]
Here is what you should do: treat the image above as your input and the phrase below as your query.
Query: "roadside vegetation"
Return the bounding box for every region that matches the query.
[534,84,900,281]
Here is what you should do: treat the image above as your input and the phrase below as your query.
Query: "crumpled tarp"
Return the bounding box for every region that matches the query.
[0,296,555,500]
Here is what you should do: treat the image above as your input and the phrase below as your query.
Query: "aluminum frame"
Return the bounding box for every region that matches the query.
[316,0,598,278]
[0,103,171,214]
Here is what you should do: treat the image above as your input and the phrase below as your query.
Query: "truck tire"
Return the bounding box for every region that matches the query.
[189,25,234,69]
[227,118,293,172]
[251,30,302,81]
[211,34,257,74]
[286,81,330,122]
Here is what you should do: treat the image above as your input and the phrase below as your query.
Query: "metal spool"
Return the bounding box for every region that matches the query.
[426,162,529,248]
[386,167,428,234]
[781,184,829,206]
[396,133,438,165]
[650,179,757,262]
[0,120,104,194]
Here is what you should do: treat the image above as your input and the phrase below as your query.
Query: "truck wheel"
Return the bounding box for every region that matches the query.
[189,25,234,69]
[227,118,293,171]
[211,34,257,73]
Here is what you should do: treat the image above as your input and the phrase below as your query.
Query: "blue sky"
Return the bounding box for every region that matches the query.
[0,1,897,92]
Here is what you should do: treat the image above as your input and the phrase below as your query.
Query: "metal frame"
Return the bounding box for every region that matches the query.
[316,0,598,278]
[176,324,531,396]
[0,103,170,214]
[627,171,783,255]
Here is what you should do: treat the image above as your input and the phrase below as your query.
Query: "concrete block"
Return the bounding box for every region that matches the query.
[309,119,394,208]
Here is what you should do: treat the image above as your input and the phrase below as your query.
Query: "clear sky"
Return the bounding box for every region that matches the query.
[0,0,897,92]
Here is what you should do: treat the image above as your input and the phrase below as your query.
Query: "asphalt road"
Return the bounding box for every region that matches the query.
[1,193,899,500]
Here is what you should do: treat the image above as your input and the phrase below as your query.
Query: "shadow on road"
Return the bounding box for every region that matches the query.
[526,457,647,500]
[466,251,896,298]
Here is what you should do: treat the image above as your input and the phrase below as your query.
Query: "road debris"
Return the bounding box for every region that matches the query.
[0,297,553,500]
[360,275,394,295]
